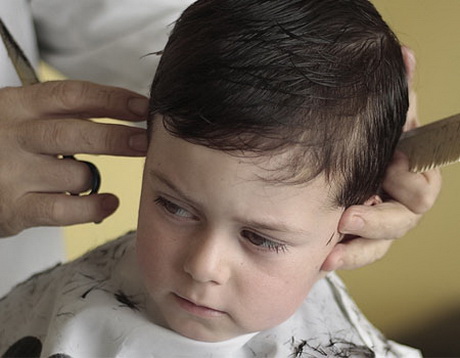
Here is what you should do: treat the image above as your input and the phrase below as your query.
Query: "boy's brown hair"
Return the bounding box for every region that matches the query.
[149,0,408,207]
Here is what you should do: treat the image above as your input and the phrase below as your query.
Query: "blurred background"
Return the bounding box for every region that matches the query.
[41,0,459,356]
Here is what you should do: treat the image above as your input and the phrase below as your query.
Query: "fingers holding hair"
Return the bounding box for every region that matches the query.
[7,80,149,121]
[0,80,149,236]
[2,81,150,157]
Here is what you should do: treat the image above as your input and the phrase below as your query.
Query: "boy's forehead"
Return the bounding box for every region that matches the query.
[149,116,303,179]
[147,117,338,211]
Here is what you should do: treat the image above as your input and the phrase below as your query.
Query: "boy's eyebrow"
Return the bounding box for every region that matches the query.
[149,169,196,205]
[242,218,312,236]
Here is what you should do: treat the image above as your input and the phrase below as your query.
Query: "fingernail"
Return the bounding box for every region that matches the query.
[128,97,149,117]
[96,196,119,224]
[102,196,119,215]
[129,133,148,152]
[342,216,365,233]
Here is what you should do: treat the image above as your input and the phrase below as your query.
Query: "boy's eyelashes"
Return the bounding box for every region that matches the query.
[241,229,288,254]
[153,195,289,254]
[154,196,197,220]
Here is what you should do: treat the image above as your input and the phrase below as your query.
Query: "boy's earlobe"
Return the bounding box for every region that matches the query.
[320,195,382,272]
[362,195,383,207]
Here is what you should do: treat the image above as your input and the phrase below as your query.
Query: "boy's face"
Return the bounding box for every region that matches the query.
[136,119,344,342]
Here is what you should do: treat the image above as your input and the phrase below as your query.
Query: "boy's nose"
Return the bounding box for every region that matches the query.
[183,231,231,285]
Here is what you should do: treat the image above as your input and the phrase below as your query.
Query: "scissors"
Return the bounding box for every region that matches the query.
[0,18,101,195]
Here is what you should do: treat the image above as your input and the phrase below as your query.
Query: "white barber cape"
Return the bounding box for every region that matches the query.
[0,232,421,358]
[0,0,194,296]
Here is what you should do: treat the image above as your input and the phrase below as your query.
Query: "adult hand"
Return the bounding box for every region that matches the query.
[0,80,149,237]
[335,152,441,270]
[331,47,442,270]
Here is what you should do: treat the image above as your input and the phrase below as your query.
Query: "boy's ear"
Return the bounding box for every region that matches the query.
[401,46,419,132]
[401,46,416,84]
[320,195,382,272]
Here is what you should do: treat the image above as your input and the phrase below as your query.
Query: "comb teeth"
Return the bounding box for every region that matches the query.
[397,113,460,173]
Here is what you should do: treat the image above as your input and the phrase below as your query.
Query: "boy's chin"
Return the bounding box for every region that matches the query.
[166,319,244,343]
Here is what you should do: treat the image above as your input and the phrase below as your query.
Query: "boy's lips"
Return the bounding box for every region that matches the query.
[173,293,226,317]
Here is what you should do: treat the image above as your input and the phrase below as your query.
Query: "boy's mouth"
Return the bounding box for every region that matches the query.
[173,293,226,317]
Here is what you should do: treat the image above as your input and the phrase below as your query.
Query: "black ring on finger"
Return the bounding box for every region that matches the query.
[80,160,101,194]
[63,155,101,195]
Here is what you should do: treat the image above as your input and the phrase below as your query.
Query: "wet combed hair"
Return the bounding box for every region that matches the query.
[149,0,409,207]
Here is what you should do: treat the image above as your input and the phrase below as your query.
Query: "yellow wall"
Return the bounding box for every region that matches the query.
[54,0,459,346]
[339,0,460,341]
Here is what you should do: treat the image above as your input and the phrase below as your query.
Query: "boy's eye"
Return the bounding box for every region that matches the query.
[154,196,195,219]
[241,229,287,254]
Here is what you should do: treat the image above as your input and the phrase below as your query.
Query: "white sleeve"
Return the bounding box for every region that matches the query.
[31,0,195,95]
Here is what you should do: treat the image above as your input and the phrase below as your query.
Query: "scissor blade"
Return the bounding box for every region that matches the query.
[0,18,40,85]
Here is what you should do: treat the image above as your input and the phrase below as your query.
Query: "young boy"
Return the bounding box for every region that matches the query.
[1,0,421,356]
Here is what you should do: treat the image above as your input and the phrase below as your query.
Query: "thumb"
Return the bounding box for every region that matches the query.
[338,201,420,241]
